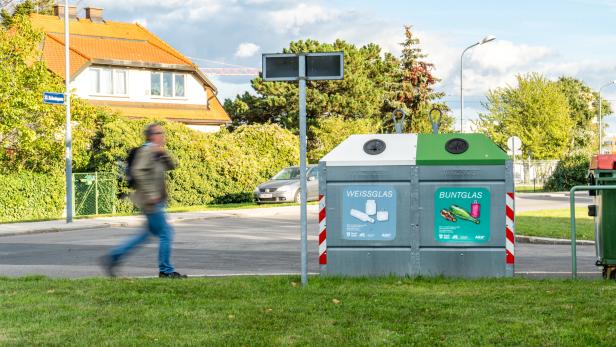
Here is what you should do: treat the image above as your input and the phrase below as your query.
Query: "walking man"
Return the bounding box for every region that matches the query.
[102,123,186,278]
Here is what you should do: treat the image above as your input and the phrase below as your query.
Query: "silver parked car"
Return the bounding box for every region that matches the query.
[254,165,319,203]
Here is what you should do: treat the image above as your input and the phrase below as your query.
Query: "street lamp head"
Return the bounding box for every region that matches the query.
[481,35,496,44]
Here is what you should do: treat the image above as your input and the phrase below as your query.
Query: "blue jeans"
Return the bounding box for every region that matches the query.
[110,202,175,273]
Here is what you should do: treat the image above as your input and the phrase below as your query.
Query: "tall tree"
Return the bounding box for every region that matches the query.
[555,76,612,155]
[224,39,400,131]
[385,26,453,133]
[225,28,454,136]
[477,73,573,160]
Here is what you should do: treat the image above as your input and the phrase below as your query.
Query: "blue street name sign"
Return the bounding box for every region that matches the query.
[43,92,65,105]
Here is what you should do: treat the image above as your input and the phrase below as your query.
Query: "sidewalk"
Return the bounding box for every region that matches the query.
[0,205,319,237]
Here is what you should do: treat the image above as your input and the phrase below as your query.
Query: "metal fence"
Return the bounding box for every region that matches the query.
[73,172,116,216]
[513,160,559,185]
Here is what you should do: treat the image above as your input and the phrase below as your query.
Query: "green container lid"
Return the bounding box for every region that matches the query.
[416,133,509,165]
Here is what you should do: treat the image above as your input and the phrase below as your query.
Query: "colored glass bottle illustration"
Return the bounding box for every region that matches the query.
[470,200,480,218]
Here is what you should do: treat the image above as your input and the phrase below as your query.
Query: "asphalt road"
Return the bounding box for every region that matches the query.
[0,206,602,279]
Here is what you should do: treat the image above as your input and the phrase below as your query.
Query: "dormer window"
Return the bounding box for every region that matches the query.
[151,72,186,98]
[90,68,126,96]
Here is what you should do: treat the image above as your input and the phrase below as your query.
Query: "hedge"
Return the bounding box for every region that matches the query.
[92,119,299,209]
[0,172,64,223]
[544,154,591,191]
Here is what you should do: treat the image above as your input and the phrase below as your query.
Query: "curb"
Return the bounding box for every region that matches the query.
[0,224,112,238]
[516,235,594,245]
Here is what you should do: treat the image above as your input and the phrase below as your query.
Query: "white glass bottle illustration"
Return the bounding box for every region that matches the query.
[350,209,375,223]
[365,199,377,216]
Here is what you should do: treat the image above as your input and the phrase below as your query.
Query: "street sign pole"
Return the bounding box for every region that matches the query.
[262,51,343,287]
[64,0,73,223]
[298,54,308,287]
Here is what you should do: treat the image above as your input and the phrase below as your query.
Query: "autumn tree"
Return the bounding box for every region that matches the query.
[385,26,453,133]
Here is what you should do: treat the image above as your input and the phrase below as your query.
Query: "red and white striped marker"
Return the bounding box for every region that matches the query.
[318,194,327,265]
[505,192,515,265]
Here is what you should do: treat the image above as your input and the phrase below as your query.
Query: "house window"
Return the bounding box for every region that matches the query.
[90,69,100,94]
[163,72,173,97]
[150,72,186,98]
[114,70,126,95]
[174,75,185,97]
[90,68,127,95]
[151,73,161,96]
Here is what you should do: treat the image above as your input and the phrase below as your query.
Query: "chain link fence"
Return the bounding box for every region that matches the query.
[73,172,116,216]
[513,160,559,185]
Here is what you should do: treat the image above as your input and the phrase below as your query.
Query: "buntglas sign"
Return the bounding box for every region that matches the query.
[43,92,65,105]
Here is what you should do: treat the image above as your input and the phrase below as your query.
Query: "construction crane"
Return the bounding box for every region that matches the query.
[189,56,260,76]
[200,68,260,76]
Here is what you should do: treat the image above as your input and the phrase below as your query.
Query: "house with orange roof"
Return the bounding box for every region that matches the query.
[30,5,230,132]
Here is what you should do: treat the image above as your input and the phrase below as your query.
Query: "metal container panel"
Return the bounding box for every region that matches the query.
[418,181,506,247]
[419,165,506,182]
[419,248,506,277]
[326,165,413,182]
[325,247,414,276]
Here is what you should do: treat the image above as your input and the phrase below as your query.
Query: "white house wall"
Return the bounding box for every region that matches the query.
[72,66,207,105]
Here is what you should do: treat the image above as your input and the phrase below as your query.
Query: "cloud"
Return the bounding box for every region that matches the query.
[131,18,147,27]
[86,0,616,126]
[235,43,260,58]
[467,41,553,73]
[268,3,342,35]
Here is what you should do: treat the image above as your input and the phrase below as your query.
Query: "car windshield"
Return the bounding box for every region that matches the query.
[272,167,301,180]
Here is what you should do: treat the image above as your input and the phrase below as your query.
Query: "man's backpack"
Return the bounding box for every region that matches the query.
[125,146,142,189]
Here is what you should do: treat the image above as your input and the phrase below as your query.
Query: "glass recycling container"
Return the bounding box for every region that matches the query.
[318,133,514,278]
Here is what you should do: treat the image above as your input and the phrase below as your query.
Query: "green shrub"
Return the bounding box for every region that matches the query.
[544,155,590,191]
[92,119,299,207]
[0,172,64,222]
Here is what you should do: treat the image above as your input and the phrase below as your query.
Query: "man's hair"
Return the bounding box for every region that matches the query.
[144,123,163,140]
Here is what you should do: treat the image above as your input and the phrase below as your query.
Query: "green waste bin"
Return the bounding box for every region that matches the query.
[588,154,616,279]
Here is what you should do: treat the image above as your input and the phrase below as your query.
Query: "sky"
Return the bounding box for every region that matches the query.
[81,0,616,133]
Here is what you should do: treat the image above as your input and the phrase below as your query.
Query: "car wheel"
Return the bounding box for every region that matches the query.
[294,190,302,204]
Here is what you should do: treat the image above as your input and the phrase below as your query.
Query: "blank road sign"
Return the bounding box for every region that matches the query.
[262,54,299,81]
[306,53,343,80]
[262,52,344,81]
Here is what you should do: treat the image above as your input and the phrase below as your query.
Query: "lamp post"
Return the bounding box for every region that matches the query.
[599,80,616,154]
[460,35,496,132]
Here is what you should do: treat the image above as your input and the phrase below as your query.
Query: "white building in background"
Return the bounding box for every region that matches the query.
[30,5,231,133]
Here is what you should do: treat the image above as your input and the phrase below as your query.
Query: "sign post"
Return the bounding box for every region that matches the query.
[64,0,73,223]
[262,52,344,286]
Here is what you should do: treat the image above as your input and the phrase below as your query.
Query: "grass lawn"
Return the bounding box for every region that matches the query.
[517,208,594,240]
[2,276,616,346]
[515,185,546,193]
